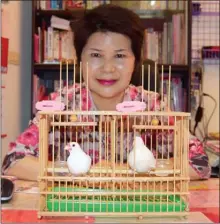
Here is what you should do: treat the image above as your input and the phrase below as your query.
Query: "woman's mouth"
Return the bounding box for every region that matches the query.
[97,79,117,86]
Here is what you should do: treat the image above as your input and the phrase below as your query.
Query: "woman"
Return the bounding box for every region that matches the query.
[2,4,210,181]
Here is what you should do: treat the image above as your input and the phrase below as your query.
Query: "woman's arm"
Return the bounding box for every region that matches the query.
[4,156,40,181]
[4,156,53,181]
[1,124,40,181]
[189,165,202,180]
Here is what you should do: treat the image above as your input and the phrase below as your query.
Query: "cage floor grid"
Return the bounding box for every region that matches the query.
[46,187,186,213]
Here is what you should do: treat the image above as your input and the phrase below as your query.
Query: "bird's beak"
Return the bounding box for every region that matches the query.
[64,143,70,151]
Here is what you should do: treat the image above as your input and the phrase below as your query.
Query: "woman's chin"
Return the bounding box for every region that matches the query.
[90,89,120,99]
[97,91,119,99]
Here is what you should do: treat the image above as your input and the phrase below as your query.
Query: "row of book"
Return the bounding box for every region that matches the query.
[143,13,186,64]
[161,76,187,112]
[34,17,76,63]
[34,13,186,64]
[37,0,185,10]
[32,74,187,114]
[110,1,185,11]
[37,0,84,10]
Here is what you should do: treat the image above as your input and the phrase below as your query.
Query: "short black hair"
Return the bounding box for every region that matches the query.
[71,4,145,77]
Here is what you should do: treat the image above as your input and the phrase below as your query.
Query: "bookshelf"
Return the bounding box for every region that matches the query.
[31,0,192,116]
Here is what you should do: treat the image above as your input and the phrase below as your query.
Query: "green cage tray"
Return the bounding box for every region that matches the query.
[47,187,186,213]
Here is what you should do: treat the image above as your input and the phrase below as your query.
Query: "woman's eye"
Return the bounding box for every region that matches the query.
[115,54,126,58]
[91,53,101,58]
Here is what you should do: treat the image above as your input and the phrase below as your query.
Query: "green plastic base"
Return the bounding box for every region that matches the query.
[47,187,186,213]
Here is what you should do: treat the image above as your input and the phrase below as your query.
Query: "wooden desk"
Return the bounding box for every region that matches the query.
[189,178,219,223]
[2,180,39,210]
[1,179,218,223]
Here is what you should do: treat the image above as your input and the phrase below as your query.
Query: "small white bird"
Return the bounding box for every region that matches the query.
[64,142,92,176]
[128,136,156,173]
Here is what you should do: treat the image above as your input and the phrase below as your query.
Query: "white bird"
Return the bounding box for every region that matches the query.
[64,142,92,176]
[128,136,156,173]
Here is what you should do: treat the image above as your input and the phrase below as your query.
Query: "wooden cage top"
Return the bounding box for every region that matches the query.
[38,110,191,117]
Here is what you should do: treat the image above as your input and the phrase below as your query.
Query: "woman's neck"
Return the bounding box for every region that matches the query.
[91,91,125,111]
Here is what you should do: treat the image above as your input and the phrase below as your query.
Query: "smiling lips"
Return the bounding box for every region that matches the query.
[97,79,117,86]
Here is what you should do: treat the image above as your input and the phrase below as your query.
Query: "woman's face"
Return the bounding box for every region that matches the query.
[81,31,135,99]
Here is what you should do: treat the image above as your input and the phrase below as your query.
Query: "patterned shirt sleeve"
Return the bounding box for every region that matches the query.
[2,124,39,174]
[188,135,211,179]
[1,83,92,174]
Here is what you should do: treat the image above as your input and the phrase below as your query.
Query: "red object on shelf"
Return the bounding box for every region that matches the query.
[65,0,85,9]
[1,37,9,74]
[202,46,220,59]
[1,134,7,138]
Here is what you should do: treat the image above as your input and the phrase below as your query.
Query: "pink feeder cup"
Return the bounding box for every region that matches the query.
[116,101,146,112]
[35,100,65,111]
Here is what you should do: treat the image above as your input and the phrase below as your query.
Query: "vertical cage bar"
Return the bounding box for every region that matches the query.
[110,117,116,212]
[79,61,82,113]
[173,115,177,212]
[73,60,76,110]
[38,114,48,214]
[66,61,69,111]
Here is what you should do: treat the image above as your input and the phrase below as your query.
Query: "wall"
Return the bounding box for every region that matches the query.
[1,1,32,161]
[203,64,219,133]
[191,0,219,139]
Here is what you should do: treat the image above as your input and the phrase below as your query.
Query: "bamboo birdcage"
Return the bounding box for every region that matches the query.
[37,61,190,220]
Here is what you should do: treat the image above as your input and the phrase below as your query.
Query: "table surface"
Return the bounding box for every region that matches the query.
[1,178,219,223]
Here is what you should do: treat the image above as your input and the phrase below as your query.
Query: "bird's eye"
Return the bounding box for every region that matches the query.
[72,144,75,147]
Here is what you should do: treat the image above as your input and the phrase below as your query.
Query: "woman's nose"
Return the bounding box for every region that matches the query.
[102,59,116,73]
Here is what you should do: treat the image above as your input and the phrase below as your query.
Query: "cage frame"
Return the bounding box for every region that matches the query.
[37,60,191,220]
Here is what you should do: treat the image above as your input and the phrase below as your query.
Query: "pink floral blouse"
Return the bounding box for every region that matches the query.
[2,83,211,179]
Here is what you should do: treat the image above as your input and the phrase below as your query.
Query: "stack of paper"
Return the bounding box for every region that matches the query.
[50,15,70,30]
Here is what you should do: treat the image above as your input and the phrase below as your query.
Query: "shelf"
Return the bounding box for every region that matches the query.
[36,9,184,31]
[34,63,76,72]
[134,9,184,18]
[34,63,188,73]
[192,58,220,65]
[192,12,220,16]
[37,8,184,17]
[158,64,189,72]
[36,8,86,19]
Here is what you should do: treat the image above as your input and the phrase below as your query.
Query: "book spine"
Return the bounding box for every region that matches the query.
[162,23,168,64]
[53,30,60,61]
[44,29,48,63]
[47,27,54,62]
[34,34,40,63]
[46,0,51,9]
[37,27,42,63]
[40,0,46,9]
[158,32,162,64]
